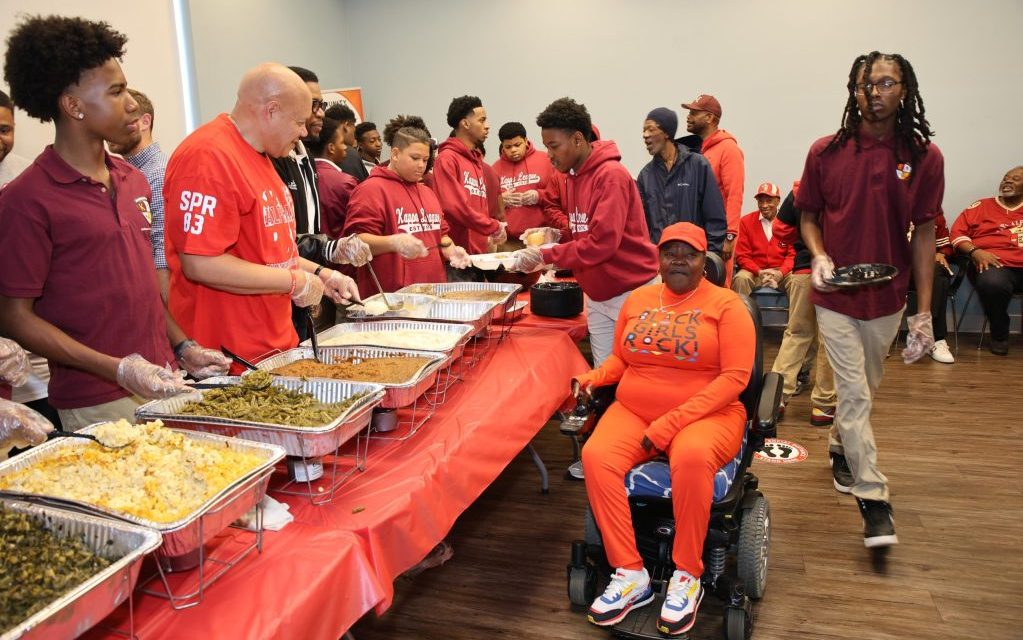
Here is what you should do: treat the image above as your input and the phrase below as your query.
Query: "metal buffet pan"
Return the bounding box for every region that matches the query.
[305,319,474,357]
[136,377,386,458]
[348,293,499,335]
[253,346,447,409]
[0,427,283,559]
[0,499,162,640]
[397,282,522,319]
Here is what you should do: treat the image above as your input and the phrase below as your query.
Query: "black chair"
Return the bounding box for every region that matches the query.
[565,295,783,640]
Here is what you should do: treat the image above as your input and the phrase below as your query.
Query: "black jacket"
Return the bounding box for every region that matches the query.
[340,148,370,182]
[777,190,811,272]
[271,142,320,235]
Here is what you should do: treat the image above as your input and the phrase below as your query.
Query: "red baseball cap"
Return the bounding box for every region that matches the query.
[755,182,781,198]
[681,94,722,119]
[657,222,708,252]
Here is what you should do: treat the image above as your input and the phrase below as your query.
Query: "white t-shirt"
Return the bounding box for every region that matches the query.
[0,153,31,189]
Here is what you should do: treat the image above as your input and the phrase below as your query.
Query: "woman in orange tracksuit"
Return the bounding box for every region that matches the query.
[576,222,755,635]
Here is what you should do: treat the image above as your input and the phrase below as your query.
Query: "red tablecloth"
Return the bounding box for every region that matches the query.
[89,326,588,640]
[509,292,588,342]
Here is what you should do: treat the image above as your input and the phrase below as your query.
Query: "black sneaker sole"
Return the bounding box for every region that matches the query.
[587,590,655,627]
[657,587,704,635]
[864,533,899,548]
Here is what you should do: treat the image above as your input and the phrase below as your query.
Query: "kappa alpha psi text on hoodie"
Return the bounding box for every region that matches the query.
[539,140,659,301]
[433,138,501,254]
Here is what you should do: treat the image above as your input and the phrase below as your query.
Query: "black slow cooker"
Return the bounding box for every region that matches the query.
[530,282,583,318]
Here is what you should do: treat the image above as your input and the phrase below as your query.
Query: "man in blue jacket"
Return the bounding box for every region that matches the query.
[636,107,727,252]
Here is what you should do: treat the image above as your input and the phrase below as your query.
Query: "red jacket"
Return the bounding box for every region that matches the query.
[433,138,500,254]
[539,170,570,234]
[341,166,448,297]
[735,211,795,275]
[701,130,745,236]
[540,140,659,301]
[492,142,560,236]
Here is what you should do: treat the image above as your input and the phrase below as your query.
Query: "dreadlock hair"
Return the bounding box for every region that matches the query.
[536,98,595,142]
[308,116,342,157]
[4,15,128,122]
[826,51,935,179]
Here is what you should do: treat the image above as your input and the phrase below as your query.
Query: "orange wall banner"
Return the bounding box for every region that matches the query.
[322,87,364,123]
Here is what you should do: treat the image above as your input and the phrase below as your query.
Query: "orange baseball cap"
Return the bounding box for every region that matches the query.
[657,222,708,252]
[681,94,722,119]
[755,182,781,198]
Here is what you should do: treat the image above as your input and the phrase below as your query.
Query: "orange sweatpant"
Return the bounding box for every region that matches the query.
[582,400,745,576]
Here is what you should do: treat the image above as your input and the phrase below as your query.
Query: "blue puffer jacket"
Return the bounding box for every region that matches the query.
[636,143,727,252]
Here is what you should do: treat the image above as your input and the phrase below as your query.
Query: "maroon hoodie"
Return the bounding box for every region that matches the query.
[433,138,500,254]
[540,140,659,301]
[341,165,449,297]
[491,141,561,236]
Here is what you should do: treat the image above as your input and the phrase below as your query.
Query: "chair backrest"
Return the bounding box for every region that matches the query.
[737,293,764,421]
[704,252,726,287]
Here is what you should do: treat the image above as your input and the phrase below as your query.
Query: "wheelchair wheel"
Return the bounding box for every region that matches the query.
[723,604,753,640]
[737,495,770,599]
[567,565,596,607]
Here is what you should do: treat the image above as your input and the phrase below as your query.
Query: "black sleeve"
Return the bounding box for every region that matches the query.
[776,191,799,227]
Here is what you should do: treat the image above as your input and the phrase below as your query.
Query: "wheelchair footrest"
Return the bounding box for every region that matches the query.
[610,591,690,640]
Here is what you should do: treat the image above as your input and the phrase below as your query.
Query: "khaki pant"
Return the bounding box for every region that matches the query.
[768,273,836,407]
[57,395,146,432]
[815,305,904,502]
[586,276,660,367]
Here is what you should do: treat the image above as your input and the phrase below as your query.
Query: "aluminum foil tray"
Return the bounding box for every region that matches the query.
[136,377,386,458]
[254,346,447,409]
[0,428,283,558]
[0,499,162,640]
[397,282,522,319]
[349,293,498,334]
[306,320,474,355]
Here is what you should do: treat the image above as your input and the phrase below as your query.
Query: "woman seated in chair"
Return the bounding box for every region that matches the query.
[950,165,1023,356]
[574,222,755,635]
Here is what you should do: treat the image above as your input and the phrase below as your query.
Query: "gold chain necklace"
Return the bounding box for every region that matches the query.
[657,284,698,312]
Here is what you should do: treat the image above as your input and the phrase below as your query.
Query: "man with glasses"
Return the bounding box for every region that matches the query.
[797,52,943,549]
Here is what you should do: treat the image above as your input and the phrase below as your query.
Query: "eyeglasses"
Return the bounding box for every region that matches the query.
[854,79,902,95]
[311,99,326,113]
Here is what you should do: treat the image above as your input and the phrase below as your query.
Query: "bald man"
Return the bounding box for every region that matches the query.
[164,63,360,371]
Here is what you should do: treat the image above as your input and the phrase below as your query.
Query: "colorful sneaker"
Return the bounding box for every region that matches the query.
[658,569,704,636]
[857,498,899,548]
[810,406,835,427]
[587,567,654,627]
[928,339,955,363]
[829,452,854,494]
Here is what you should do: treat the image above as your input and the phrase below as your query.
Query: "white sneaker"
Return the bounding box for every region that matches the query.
[587,567,654,626]
[658,569,704,635]
[928,339,955,364]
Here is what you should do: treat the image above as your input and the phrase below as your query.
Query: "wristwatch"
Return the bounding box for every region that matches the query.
[725,232,737,241]
[173,339,197,361]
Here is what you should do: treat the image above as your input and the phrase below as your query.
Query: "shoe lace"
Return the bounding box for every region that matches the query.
[665,572,695,607]
[602,570,635,599]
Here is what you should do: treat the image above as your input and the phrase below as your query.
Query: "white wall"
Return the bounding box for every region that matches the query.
[0,0,190,161]
[187,0,352,122]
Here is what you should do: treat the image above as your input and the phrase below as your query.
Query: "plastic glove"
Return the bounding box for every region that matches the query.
[512,247,547,273]
[320,269,361,304]
[520,190,539,206]
[444,245,471,269]
[501,191,523,208]
[0,337,30,387]
[520,227,562,247]
[0,398,54,448]
[489,222,508,246]
[811,255,838,292]
[391,233,429,259]
[902,311,935,364]
[116,353,192,399]
[330,234,373,267]
[291,270,325,308]
[177,341,231,380]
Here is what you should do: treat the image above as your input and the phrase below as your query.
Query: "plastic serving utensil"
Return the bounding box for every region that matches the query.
[47,430,131,450]
[364,262,404,311]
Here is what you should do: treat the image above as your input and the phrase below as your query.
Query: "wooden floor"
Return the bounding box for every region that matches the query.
[351,330,1023,640]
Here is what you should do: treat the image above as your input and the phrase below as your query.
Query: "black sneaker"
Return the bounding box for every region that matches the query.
[990,339,1009,356]
[857,498,898,548]
[829,452,853,494]
[793,369,810,396]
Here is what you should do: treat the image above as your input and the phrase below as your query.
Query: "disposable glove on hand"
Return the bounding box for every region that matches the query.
[177,341,231,380]
[391,233,429,259]
[331,235,373,267]
[0,338,30,387]
[291,270,325,308]
[116,354,191,399]
[0,398,53,448]
[512,247,547,273]
[489,222,508,246]
[902,312,935,364]
[811,255,838,292]
[520,190,540,206]
[321,269,360,304]
[444,245,471,269]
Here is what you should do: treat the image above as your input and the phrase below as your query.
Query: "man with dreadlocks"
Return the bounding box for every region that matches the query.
[797,51,944,548]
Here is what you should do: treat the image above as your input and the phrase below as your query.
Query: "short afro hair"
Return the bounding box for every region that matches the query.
[325,103,356,124]
[0,88,12,111]
[354,121,377,143]
[4,15,128,122]
[308,116,342,157]
[498,121,527,142]
[536,98,594,142]
[383,114,430,147]
[446,95,482,129]
[287,66,318,83]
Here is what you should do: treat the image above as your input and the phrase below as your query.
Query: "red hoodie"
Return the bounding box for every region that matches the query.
[341,166,448,297]
[433,138,500,254]
[491,141,559,236]
[539,140,659,301]
[701,130,745,236]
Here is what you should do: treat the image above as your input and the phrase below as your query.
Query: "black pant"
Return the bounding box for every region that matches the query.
[908,268,951,341]
[969,265,1023,340]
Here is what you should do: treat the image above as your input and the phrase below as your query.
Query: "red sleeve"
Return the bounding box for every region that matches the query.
[541,173,569,234]
[541,171,632,269]
[340,183,386,236]
[734,215,759,275]
[164,170,243,257]
[0,190,52,298]
[643,292,755,450]
[720,146,745,234]
[432,153,500,236]
[912,146,944,226]
[949,206,974,248]
[934,211,952,256]
[772,216,799,246]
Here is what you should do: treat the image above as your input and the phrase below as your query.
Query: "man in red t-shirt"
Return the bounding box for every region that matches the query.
[164,64,359,371]
[799,52,943,549]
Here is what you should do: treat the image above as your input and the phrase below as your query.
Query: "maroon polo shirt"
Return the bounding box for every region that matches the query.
[795,131,944,321]
[0,146,174,409]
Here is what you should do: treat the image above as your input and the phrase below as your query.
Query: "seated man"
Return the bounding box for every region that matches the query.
[575,223,754,635]
[950,165,1023,356]
[732,183,795,296]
